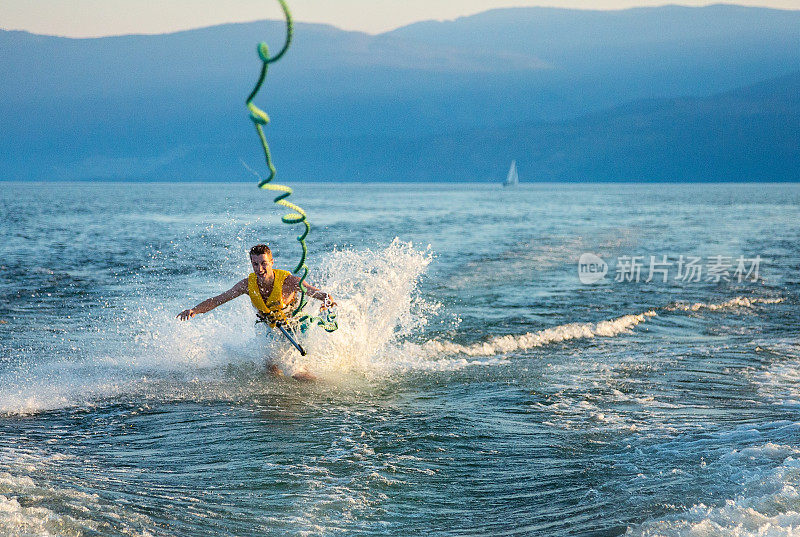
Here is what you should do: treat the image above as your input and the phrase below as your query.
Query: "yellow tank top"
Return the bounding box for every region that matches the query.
[248,269,294,327]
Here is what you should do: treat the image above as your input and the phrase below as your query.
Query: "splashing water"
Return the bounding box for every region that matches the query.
[266,238,438,377]
[0,226,788,417]
[0,240,437,413]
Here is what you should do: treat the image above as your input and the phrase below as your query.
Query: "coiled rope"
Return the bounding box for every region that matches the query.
[246,0,337,333]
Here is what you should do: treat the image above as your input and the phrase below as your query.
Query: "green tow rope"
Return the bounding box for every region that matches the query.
[246,0,337,333]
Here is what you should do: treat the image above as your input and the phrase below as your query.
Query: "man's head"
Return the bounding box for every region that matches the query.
[249,244,273,278]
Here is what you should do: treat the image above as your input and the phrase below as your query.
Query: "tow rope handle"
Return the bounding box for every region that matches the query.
[275,321,307,356]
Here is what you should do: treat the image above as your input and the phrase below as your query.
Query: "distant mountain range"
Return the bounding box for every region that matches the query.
[1,5,798,182]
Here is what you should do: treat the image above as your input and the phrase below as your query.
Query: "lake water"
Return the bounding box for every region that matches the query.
[1,182,799,536]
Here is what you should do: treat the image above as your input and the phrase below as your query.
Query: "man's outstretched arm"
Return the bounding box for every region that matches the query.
[177,278,248,320]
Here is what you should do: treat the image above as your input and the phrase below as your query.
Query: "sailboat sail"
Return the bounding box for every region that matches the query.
[503,160,519,186]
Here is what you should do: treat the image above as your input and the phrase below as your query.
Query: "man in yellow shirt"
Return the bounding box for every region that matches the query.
[177,244,336,377]
[178,244,334,321]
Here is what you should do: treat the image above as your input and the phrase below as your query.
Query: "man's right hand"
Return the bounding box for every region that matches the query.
[177,309,196,321]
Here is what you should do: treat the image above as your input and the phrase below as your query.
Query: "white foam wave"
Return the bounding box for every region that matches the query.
[666,296,784,312]
[751,338,800,407]
[415,311,657,358]
[628,448,800,537]
[394,295,784,369]
[0,450,154,537]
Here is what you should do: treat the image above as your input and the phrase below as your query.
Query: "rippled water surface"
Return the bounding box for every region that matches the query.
[1,182,799,536]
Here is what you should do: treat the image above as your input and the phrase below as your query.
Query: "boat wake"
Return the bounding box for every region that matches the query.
[627,424,800,537]
[415,311,656,358]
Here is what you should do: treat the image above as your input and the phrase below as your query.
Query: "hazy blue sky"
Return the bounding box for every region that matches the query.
[2,0,798,37]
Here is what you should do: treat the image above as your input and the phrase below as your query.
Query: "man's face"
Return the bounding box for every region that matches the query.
[250,253,274,279]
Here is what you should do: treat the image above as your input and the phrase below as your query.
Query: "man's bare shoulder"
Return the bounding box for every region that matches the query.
[283,273,302,289]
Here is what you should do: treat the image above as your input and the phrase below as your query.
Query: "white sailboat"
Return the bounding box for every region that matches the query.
[503,160,519,187]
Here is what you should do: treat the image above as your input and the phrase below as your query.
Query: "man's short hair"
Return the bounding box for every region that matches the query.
[249,244,272,257]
